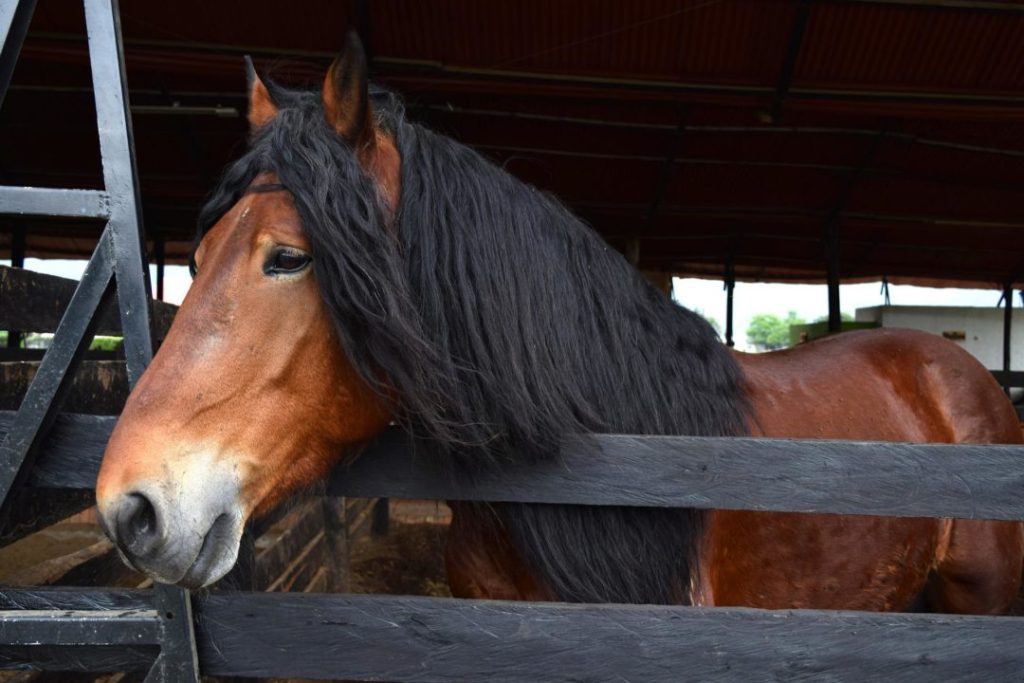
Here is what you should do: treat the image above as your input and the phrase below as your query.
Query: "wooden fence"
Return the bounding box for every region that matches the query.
[3,410,1024,680]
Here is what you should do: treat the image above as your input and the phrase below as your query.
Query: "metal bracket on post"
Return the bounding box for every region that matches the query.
[0,0,199,679]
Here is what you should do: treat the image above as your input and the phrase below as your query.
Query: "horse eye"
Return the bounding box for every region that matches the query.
[264,248,312,276]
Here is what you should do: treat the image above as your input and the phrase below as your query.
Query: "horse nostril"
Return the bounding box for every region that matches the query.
[115,492,161,558]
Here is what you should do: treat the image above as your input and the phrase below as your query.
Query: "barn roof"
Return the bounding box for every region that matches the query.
[3,0,1024,288]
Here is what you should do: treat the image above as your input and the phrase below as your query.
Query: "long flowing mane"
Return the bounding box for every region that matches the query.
[198,84,750,604]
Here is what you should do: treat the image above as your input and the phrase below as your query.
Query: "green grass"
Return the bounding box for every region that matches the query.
[0,332,123,351]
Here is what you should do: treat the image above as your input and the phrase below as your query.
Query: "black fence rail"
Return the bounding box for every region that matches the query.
[8,412,1024,522]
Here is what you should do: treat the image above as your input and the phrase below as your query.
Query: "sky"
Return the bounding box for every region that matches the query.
[4,258,1005,353]
[673,277,1002,350]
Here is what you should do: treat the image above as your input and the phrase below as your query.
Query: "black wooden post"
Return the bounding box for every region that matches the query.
[371,497,390,537]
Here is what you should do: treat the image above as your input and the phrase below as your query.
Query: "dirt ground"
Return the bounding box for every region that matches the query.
[347,499,451,598]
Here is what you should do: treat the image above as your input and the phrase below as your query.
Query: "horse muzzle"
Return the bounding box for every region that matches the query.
[96,454,245,588]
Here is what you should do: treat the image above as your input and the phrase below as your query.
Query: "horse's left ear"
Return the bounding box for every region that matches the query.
[245,56,278,132]
[322,32,375,151]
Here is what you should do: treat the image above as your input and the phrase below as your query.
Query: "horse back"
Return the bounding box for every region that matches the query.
[736,327,1021,445]
[705,327,1023,612]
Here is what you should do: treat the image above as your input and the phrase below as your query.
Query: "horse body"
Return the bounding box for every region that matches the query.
[719,330,1023,612]
[95,35,1023,613]
[445,330,1024,612]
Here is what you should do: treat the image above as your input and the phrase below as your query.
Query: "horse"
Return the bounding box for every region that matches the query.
[95,34,1023,613]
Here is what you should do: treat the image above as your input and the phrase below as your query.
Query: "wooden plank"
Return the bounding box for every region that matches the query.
[334,430,1024,521]
[193,592,1024,681]
[0,588,151,611]
[0,360,129,414]
[321,497,349,592]
[990,370,1024,387]
[0,266,176,338]
[10,413,1024,521]
[0,645,157,673]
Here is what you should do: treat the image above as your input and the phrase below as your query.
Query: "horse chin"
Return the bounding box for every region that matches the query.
[179,511,245,588]
[128,510,244,589]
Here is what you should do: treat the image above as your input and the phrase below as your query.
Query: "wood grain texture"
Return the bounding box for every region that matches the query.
[0,266,176,338]
[193,592,1024,681]
[0,361,129,414]
[7,414,1024,520]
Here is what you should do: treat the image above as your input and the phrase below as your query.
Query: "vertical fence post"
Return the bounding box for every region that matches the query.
[372,497,390,537]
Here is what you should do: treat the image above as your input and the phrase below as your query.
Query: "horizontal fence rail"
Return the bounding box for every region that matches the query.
[6,411,1024,521]
[2,588,1022,681]
[0,265,177,338]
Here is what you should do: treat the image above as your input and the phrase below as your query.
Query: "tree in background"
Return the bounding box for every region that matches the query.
[813,312,854,323]
[746,311,806,351]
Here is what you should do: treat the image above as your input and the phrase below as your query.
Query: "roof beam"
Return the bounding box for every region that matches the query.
[770,0,812,122]
[835,0,1024,13]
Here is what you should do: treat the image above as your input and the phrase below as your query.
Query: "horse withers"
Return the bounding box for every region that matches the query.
[96,34,1023,612]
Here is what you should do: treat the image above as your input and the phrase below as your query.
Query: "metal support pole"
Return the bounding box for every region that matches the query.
[821,131,885,334]
[825,222,841,333]
[1003,282,1013,393]
[724,259,736,348]
[155,236,165,301]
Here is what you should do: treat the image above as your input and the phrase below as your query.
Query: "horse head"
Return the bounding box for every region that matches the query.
[96,35,399,588]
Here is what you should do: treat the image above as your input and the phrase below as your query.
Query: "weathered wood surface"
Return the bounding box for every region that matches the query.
[5,588,1024,680]
[191,592,1024,682]
[0,645,157,673]
[8,412,1024,521]
[0,587,150,611]
[0,361,128,414]
[0,265,176,338]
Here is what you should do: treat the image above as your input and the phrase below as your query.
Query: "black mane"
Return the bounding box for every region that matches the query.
[199,84,750,604]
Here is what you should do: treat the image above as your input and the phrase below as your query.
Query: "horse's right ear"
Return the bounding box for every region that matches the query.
[322,32,375,150]
[245,56,278,132]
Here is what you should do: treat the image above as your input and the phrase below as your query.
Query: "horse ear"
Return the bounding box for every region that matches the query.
[322,32,375,150]
[245,56,278,132]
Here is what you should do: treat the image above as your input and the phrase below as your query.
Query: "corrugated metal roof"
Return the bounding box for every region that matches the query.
[3,0,1024,287]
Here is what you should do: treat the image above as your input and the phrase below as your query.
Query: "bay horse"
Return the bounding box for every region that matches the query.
[96,34,1023,613]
